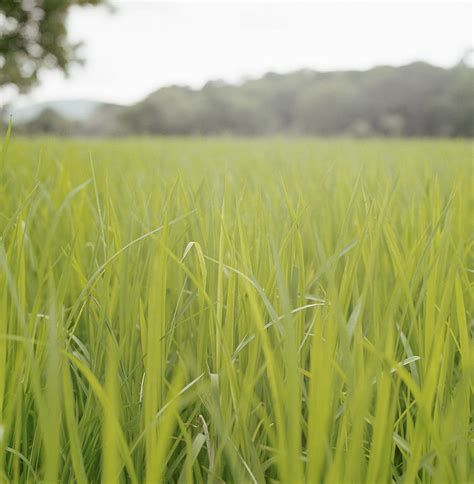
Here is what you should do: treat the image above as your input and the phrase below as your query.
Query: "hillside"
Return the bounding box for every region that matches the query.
[12,62,474,137]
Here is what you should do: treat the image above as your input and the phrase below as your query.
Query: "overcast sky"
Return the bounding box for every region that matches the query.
[11,1,474,106]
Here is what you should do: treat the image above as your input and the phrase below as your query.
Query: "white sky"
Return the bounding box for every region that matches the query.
[9,1,474,106]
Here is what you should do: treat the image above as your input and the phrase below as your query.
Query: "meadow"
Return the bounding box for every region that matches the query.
[0,136,472,483]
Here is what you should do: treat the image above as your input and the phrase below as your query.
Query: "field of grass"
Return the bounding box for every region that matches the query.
[0,136,472,483]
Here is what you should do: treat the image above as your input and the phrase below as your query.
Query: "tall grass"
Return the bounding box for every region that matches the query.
[0,137,472,483]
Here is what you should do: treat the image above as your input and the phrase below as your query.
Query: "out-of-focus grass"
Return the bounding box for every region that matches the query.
[0,137,472,483]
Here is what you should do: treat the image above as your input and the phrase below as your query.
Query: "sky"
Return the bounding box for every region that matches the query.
[8,1,474,107]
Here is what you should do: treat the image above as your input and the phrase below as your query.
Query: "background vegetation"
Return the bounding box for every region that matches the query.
[0,137,472,482]
[0,0,104,92]
[12,60,474,138]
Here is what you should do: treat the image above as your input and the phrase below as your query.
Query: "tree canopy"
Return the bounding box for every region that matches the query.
[7,58,473,138]
[0,0,104,92]
[82,62,471,138]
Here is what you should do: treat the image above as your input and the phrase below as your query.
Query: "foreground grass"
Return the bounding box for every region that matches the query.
[0,137,472,483]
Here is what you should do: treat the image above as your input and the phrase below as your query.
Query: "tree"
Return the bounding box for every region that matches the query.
[15,107,80,135]
[0,0,105,93]
[379,114,405,137]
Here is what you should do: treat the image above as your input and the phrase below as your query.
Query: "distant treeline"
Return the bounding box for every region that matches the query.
[14,61,474,137]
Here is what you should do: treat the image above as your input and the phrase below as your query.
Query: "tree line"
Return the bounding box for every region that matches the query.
[15,61,473,137]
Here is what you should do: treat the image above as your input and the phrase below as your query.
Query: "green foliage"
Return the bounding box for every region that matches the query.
[0,0,104,92]
[14,108,81,136]
[81,62,473,137]
[0,137,472,482]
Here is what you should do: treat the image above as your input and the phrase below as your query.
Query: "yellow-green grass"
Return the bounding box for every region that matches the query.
[0,136,472,483]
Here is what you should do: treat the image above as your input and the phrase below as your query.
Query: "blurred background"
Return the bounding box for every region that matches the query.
[1,1,473,137]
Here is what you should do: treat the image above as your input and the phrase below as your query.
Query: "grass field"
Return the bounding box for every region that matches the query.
[0,137,472,483]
